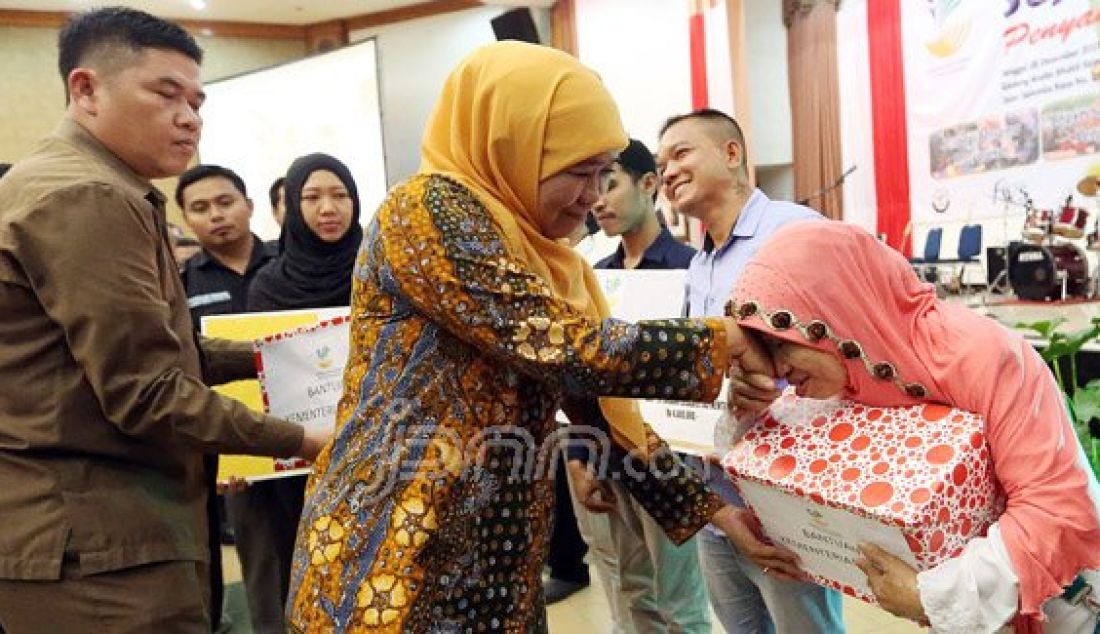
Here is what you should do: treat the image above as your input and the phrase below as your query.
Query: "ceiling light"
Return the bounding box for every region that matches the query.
[190,0,207,10]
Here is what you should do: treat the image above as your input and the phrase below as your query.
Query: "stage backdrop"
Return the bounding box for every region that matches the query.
[902,0,1100,260]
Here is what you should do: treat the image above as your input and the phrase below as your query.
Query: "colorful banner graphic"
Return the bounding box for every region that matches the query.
[902,0,1100,248]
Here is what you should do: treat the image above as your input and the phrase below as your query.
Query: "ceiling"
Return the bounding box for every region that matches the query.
[0,0,460,25]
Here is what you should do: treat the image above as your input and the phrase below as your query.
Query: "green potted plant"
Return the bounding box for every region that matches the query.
[1016,317,1100,476]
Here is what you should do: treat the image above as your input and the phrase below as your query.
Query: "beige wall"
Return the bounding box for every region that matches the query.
[197,33,307,83]
[0,26,65,165]
[0,25,307,225]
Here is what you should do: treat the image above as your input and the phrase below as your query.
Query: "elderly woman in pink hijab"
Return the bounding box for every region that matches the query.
[725,221,1100,632]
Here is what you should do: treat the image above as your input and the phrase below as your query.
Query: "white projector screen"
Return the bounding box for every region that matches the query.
[198,39,387,241]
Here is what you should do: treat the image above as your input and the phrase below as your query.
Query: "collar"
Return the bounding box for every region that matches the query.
[702,188,768,254]
[55,117,162,207]
[192,234,271,273]
[642,226,681,263]
[606,226,679,268]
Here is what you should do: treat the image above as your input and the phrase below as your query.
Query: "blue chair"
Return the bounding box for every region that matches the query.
[952,224,983,290]
[910,227,943,284]
[911,225,983,292]
[957,224,982,261]
[910,227,943,264]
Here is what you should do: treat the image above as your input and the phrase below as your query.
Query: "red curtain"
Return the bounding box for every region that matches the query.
[689,2,709,109]
[867,0,912,255]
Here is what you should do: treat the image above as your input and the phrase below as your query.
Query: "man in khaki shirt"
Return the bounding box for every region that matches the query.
[0,8,327,631]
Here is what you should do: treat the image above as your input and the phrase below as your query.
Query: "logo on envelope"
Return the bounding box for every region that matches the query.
[314,345,334,371]
[806,508,831,531]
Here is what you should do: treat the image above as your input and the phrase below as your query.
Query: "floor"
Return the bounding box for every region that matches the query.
[220,546,923,633]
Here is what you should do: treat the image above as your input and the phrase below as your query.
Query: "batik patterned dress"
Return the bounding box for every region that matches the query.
[288,174,728,633]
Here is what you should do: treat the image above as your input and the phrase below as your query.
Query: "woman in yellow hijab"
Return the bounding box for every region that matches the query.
[287,42,758,632]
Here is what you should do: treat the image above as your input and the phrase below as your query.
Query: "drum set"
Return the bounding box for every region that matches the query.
[1009,178,1100,301]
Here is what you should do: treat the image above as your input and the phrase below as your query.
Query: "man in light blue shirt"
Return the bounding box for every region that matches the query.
[657,109,844,633]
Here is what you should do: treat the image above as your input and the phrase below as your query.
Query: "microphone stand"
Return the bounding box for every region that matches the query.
[797,165,857,207]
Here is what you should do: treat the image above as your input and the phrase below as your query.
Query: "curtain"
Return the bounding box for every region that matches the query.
[866,0,912,255]
[786,0,843,220]
[551,0,578,57]
[689,0,709,109]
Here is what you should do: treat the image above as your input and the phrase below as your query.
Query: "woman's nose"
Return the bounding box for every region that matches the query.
[579,177,600,207]
[772,354,791,377]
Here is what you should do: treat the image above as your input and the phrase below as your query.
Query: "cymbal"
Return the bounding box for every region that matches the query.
[1078,175,1099,196]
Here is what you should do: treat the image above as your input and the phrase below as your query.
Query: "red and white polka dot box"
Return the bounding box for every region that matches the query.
[722,391,1005,603]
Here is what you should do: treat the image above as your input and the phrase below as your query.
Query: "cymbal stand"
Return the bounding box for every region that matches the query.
[983,186,1021,302]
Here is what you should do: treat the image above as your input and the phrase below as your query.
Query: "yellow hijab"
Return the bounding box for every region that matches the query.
[420,42,648,453]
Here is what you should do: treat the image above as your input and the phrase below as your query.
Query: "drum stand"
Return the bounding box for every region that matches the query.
[986,185,1019,300]
[988,268,1011,295]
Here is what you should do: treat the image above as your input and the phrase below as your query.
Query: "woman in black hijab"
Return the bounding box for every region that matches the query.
[248,152,362,311]
[233,153,361,632]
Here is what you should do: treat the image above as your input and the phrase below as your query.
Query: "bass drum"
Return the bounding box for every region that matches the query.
[1008,242,1091,301]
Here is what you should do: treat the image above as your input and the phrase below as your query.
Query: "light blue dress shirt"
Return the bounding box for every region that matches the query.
[684,189,842,634]
[685,189,821,319]
[683,189,821,509]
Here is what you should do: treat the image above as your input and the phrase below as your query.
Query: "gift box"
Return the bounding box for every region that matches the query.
[723,390,1005,602]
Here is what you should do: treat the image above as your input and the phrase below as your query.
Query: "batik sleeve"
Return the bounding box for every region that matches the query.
[377,176,728,404]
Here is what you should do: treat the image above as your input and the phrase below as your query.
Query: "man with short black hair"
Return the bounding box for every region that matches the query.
[657,109,841,633]
[177,164,276,323]
[568,138,709,632]
[592,138,695,271]
[176,163,278,633]
[0,9,326,630]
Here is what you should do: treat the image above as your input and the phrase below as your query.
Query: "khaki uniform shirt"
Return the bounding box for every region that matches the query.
[0,119,304,580]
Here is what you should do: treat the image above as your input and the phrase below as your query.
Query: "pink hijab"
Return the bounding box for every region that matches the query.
[730,221,1100,623]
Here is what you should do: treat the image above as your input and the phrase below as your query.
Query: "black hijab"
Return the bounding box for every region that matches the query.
[247,153,363,311]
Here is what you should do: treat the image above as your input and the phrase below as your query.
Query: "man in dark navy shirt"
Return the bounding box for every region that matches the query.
[593,138,695,271]
[565,139,711,632]
[177,164,276,325]
[176,164,276,633]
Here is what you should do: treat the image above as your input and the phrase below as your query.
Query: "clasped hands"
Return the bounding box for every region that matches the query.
[723,319,780,418]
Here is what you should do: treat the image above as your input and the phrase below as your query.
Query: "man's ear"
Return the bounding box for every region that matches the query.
[68,68,100,116]
[640,172,660,198]
[246,198,255,219]
[723,138,744,172]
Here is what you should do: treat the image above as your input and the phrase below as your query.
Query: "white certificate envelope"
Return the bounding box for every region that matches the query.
[201,307,350,481]
[590,269,720,456]
[256,316,351,435]
[736,479,918,597]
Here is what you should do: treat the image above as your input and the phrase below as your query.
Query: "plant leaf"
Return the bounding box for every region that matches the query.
[1073,385,1100,425]
[1063,325,1100,356]
[1015,318,1067,339]
[1041,333,1074,364]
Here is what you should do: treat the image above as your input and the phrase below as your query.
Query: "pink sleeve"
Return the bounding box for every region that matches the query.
[970,338,1100,617]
